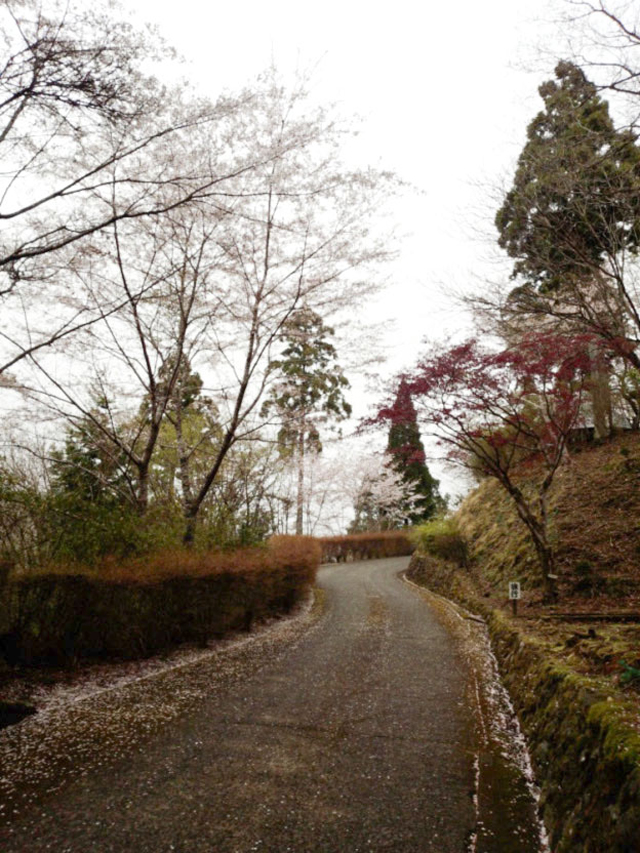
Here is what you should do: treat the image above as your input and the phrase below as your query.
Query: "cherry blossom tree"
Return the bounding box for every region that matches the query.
[0,0,262,379]
[349,452,420,532]
[22,72,395,546]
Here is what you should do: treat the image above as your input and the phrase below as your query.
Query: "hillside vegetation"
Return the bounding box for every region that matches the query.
[457,433,640,611]
[409,435,640,852]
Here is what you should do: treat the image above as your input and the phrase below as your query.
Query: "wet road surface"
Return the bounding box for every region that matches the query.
[0,558,545,852]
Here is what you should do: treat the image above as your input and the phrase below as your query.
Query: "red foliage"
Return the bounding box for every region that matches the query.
[373,332,614,599]
[375,332,609,480]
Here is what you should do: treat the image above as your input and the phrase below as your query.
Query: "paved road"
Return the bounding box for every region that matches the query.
[0,558,543,852]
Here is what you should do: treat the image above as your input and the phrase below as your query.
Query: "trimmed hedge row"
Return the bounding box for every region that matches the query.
[318,530,414,563]
[0,536,320,666]
[408,552,640,853]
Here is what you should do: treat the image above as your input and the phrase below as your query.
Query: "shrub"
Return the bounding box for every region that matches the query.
[0,536,320,665]
[318,530,414,563]
[410,518,468,568]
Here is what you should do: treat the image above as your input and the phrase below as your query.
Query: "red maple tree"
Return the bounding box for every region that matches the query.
[376,333,609,601]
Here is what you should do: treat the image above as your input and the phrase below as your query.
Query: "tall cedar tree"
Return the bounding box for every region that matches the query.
[263,308,351,535]
[386,379,442,525]
[494,62,640,433]
[496,61,640,294]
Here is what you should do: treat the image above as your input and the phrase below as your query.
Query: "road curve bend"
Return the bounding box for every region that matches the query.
[0,557,543,852]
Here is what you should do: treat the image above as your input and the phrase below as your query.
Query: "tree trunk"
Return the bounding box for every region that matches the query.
[528,528,558,603]
[590,367,612,440]
[135,465,149,515]
[175,407,195,509]
[505,480,558,603]
[180,427,237,547]
[182,509,197,548]
[295,430,305,536]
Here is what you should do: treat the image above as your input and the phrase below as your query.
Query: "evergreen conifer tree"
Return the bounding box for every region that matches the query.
[496,61,640,293]
[263,308,351,534]
[386,379,443,524]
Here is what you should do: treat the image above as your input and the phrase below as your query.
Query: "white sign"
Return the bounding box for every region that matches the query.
[509,582,521,600]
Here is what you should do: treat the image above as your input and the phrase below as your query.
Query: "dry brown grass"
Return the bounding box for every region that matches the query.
[0,536,321,665]
[457,432,640,610]
[18,535,321,584]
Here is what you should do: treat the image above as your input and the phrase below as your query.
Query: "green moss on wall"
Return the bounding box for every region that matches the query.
[408,553,640,852]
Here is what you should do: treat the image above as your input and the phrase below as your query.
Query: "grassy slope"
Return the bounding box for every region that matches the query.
[457,432,640,607]
[454,433,640,686]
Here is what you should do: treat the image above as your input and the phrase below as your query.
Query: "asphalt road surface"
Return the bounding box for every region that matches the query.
[0,558,544,852]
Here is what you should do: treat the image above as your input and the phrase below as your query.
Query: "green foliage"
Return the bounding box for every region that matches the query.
[410,518,468,568]
[263,308,351,456]
[194,444,284,549]
[41,385,278,560]
[0,462,49,568]
[619,660,640,686]
[386,379,444,524]
[44,497,144,565]
[197,497,273,551]
[150,402,221,501]
[46,412,147,564]
[49,411,133,506]
[158,354,207,417]
[496,61,640,292]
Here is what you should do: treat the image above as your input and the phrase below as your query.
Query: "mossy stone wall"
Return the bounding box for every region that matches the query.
[409,554,640,853]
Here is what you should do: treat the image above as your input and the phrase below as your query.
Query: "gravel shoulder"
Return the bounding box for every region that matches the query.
[0,588,323,824]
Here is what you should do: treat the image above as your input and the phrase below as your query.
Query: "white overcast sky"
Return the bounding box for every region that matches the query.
[122,0,584,497]
[125,0,564,358]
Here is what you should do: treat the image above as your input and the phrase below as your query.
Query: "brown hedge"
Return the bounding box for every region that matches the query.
[0,536,321,665]
[318,530,414,563]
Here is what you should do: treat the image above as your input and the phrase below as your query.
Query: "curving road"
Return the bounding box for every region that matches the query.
[0,558,544,852]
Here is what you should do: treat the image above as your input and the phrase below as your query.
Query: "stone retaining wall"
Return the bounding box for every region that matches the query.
[409,553,640,853]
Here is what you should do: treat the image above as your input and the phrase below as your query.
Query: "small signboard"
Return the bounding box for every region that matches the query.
[509,581,521,616]
[509,582,521,600]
